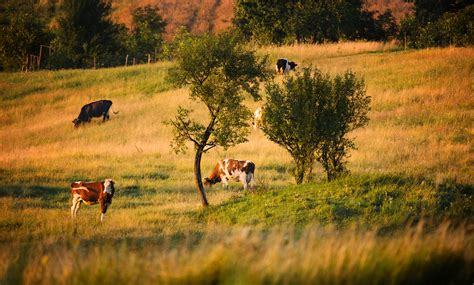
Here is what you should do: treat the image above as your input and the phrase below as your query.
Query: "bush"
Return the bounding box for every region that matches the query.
[262,67,370,183]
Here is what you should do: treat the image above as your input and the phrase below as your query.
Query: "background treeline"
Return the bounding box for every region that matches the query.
[0,0,473,71]
[400,0,474,48]
[0,0,166,70]
[234,0,474,46]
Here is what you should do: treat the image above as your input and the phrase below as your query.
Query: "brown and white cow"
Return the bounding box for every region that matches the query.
[204,159,255,190]
[70,179,115,222]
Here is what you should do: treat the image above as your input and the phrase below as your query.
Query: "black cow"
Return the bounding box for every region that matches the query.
[73,100,117,128]
[276,58,297,75]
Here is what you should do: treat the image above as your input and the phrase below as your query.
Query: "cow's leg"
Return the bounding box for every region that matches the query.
[72,196,82,219]
[247,173,255,190]
[221,177,229,190]
[240,173,248,190]
[71,195,80,218]
[70,200,76,218]
[103,111,110,121]
[100,200,109,222]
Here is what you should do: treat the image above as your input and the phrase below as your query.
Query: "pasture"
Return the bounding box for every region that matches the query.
[0,42,473,284]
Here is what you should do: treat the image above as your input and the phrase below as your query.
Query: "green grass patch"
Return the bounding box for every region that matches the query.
[193,174,473,229]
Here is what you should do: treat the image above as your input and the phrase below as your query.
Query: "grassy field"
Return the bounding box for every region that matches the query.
[0,42,473,284]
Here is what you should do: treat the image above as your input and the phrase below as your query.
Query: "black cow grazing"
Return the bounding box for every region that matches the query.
[276,58,297,75]
[73,100,118,128]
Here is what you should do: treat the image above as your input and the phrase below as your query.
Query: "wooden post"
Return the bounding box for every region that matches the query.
[147,53,151,64]
[93,56,96,69]
[38,45,43,68]
[125,54,129,66]
[24,55,29,72]
[133,57,136,65]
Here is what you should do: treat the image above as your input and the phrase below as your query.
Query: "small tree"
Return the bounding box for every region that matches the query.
[262,67,370,183]
[166,32,269,207]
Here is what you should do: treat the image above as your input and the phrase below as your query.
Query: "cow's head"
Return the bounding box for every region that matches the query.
[203,177,221,188]
[102,179,115,205]
[72,118,82,128]
[289,62,297,70]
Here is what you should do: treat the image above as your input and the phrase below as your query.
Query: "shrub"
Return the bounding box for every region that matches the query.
[262,67,370,183]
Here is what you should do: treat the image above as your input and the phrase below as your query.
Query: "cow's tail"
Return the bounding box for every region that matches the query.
[111,104,119,115]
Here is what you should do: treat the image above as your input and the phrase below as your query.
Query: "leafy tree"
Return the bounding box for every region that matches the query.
[234,0,289,44]
[400,3,473,48]
[52,0,126,68]
[262,67,370,183]
[234,0,392,44]
[165,32,269,207]
[0,1,50,71]
[411,0,471,24]
[129,5,166,63]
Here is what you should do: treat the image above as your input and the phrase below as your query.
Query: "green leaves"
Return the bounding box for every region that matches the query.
[166,32,269,153]
[263,67,370,183]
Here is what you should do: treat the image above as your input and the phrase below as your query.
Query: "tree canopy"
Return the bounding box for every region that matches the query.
[129,5,167,63]
[52,0,126,68]
[262,67,370,183]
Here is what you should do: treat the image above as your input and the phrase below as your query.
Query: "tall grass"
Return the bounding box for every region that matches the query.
[0,223,471,284]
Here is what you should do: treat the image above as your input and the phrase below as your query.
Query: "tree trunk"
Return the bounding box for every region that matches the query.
[294,158,305,184]
[194,146,209,207]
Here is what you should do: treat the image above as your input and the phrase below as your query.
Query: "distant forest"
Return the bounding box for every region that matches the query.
[0,0,472,71]
[111,0,414,40]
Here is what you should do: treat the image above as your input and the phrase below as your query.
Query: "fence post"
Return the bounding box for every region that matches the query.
[125,54,129,66]
[38,45,43,68]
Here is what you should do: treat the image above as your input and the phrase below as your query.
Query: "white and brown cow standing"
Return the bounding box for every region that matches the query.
[204,159,255,190]
[70,179,115,222]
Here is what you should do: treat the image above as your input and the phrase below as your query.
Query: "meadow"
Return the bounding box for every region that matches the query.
[0,42,473,284]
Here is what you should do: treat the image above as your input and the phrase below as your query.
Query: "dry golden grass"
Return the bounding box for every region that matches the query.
[0,222,472,284]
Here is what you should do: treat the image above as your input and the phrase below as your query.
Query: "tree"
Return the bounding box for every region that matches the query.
[130,5,166,63]
[233,0,388,44]
[412,0,471,24]
[0,1,50,71]
[233,0,290,44]
[166,32,269,207]
[262,67,370,183]
[52,0,125,68]
[399,3,474,48]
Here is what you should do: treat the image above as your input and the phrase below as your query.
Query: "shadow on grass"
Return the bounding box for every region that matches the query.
[0,184,66,199]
